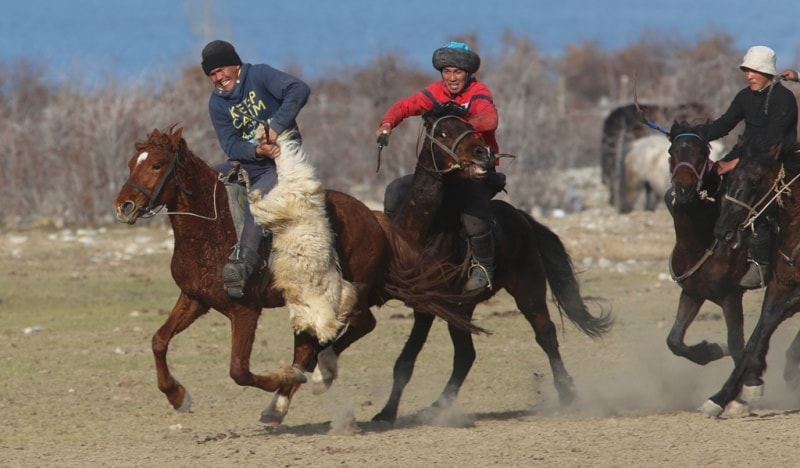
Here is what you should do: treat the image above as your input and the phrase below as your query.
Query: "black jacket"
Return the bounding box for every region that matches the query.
[707,81,797,160]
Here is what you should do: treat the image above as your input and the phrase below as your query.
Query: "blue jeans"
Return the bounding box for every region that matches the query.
[214,159,278,253]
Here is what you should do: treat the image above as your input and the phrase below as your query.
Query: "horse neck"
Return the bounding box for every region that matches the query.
[393,157,446,244]
[168,153,233,243]
[673,197,718,251]
[778,167,800,234]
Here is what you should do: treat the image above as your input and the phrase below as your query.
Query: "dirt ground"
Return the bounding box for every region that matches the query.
[3,205,800,467]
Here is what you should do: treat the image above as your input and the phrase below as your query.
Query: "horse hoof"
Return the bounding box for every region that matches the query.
[175,389,193,413]
[311,346,338,395]
[260,393,289,426]
[371,410,397,424]
[740,384,764,403]
[280,365,307,385]
[697,399,724,417]
[724,399,751,418]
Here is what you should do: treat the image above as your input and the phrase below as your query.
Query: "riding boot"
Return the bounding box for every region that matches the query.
[222,216,265,299]
[464,230,495,292]
[739,221,772,290]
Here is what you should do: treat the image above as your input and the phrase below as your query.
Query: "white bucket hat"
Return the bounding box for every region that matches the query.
[739,46,777,76]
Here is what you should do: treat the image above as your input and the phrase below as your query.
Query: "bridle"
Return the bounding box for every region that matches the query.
[418,115,489,174]
[670,132,714,198]
[123,144,195,217]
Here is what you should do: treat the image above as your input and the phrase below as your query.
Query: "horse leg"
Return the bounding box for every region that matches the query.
[261,305,379,426]
[260,331,318,426]
[512,288,576,406]
[783,328,800,391]
[372,310,434,423]
[307,301,377,395]
[666,292,731,365]
[721,294,745,365]
[228,307,306,394]
[430,319,477,410]
[699,300,792,417]
[152,293,208,412]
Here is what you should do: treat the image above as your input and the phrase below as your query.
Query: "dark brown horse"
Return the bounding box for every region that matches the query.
[664,121,748,366]
[372,107,613,423]
[700,140,800,417]
[113,126,481,425]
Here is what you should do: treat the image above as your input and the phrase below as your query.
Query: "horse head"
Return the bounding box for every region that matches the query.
[667,120,716,204]
[714,138,783,249]
[114,125,192,224]
[418,104,495,180]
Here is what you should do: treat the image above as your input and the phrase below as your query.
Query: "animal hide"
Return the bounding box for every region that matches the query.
[248,132,356,344]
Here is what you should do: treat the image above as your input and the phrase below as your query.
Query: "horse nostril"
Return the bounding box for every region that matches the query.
[121,201,136,215]
[474,147,490,167]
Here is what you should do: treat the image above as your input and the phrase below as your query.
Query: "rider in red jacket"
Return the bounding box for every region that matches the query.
[378,71,499,154]
[376,42,502,292]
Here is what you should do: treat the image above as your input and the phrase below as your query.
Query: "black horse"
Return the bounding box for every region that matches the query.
[664,121,749,366]
[373,106,613,423]
[700,140,800,417]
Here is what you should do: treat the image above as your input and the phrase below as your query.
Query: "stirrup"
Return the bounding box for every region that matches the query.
[464,263,492,291]
[738,260,767,290]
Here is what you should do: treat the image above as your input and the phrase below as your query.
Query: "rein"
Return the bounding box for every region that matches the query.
[725,165,796,233]
[670,238,718,283]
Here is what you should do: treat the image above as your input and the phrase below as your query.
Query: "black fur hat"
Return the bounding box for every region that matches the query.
[432,42,480,74]
[201,40,242,76]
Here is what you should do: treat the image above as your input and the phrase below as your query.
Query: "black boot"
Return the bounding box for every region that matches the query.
[739,221,771,290]
[222,217,266,299]
[464,231,495,291]
[222,246,260,298]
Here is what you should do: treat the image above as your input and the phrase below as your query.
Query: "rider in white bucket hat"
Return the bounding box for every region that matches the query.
[705,45,798,289]
[739,45,777,76]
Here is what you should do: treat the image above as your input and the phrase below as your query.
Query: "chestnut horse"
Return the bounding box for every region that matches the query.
[700,140,800,417]
[113,126,482,425]
[663,121,748,366]
[372,107,613,423]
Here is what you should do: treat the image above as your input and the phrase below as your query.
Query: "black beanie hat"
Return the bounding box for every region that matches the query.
[201,40,242,75]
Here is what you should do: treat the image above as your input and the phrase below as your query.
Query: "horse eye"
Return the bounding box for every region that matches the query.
[152,163,162,170]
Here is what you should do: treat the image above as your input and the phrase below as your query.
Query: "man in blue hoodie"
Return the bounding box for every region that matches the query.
[201,40,310,298]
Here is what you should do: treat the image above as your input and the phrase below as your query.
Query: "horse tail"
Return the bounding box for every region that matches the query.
[374,212,489,335]
[520,210,613,338]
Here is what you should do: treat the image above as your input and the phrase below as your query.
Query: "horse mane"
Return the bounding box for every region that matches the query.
[422,102,469,121]
[668,120,711,142]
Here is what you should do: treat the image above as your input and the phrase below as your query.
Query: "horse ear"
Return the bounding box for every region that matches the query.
[169,127,183,147]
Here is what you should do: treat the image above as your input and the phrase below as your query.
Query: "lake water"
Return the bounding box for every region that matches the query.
[2,0,799,86]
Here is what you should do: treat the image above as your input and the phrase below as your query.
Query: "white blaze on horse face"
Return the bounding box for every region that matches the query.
[135,151,149,167]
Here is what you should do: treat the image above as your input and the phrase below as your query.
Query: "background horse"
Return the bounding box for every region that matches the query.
[620,133,724,213]
[113,126,482,425]
[373,106,613,423]
[700,140,800,417]
[600,101,710,211]
[662,121,748,367]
